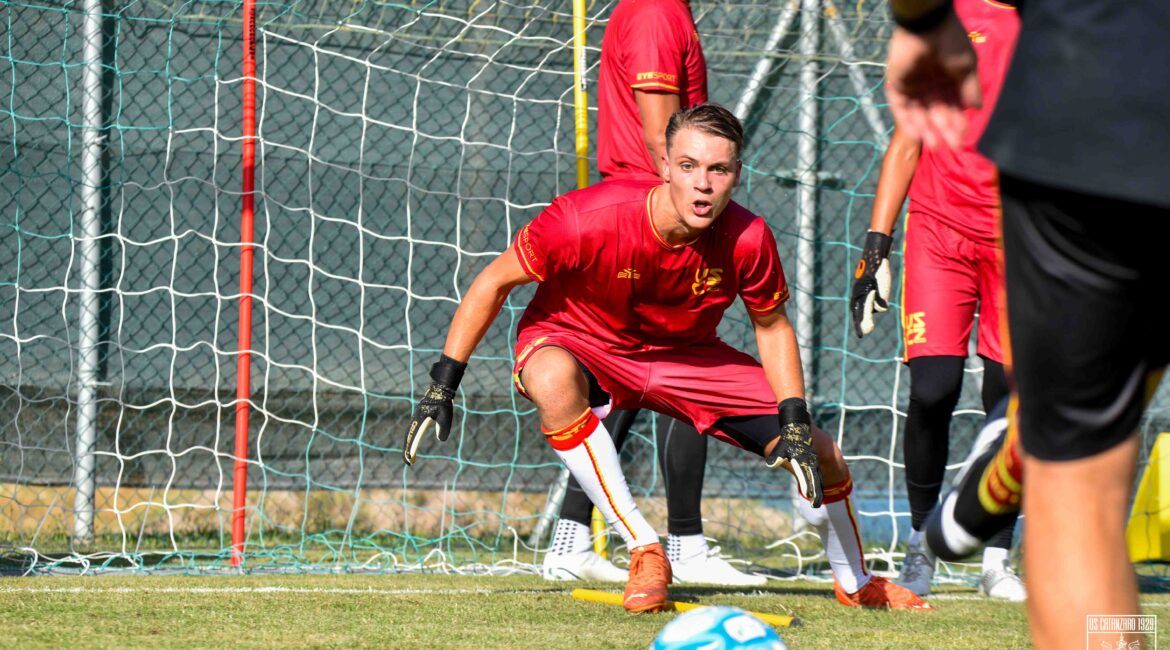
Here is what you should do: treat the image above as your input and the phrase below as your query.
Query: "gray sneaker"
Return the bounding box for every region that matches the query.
[897,542,936,597]
[980,560,1027,602]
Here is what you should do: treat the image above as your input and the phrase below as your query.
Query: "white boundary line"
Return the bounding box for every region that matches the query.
[3,585,1170,607]
[0,586,547,596]
[926,594,1170,607]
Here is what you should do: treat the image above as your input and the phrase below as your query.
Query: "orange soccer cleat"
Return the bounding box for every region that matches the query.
[835,575,935,610]
[623,543,672,613]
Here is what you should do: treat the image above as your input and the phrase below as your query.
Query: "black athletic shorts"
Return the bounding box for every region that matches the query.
[1000,175,1170,461]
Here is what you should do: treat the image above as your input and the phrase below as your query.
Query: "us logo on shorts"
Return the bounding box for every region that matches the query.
[903,311,927,346]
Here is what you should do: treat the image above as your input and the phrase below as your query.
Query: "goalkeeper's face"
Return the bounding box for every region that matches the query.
[663,127,742,232]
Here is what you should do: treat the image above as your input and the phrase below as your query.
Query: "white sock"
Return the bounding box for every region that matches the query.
[982,546,1010,573]
[908,528,923,549]
[667,533,708,563]
[548,519,592,557]
[547,412,659,550]
[814,496,870,593]
[796,499,828,528]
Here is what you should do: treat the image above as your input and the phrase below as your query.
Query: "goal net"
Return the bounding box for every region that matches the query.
[2,0,1167,577]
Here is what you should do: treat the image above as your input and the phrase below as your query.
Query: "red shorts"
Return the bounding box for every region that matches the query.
[512,328,779,442]
[901,211,1004,362]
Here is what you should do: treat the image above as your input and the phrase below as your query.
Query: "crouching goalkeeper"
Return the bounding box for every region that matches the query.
[402,104,929,613]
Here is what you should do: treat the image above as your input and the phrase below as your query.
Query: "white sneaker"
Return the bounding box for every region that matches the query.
[671,546,767,587]
[897,543,936,597]
[541,550,627,582]
[981,561,1027,602]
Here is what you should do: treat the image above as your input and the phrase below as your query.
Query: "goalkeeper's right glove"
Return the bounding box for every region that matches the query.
[766,398,824,508]
[849,230,893,338]
[403,354,467,466]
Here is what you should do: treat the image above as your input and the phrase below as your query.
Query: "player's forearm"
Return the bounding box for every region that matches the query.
[442,250,530,362]
[442,291,506,363]
[869,127,921,235]
[753,313,807,403]
[635,90,681,172]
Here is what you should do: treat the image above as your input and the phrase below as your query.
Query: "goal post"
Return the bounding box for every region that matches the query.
[70,0,105,548]
[231,0,260,568]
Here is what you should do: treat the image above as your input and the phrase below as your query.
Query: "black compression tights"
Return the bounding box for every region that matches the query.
[904,355,1016,549]
[558,410,707,536]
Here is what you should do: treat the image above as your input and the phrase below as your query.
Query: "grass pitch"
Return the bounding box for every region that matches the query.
[0,573,997,649]
[0,572,1165,648]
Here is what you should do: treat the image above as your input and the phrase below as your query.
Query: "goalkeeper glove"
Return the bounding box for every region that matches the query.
[849,230,893,338]
[403,354,467,466]
[766,398,824,508]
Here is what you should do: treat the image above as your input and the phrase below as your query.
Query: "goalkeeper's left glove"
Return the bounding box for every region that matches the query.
[403,354,467,466]
[850,230,893,338]
[766,398,824,508]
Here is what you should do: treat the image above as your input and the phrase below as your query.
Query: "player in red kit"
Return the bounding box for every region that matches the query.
[596,0,707,182]
[405,105,930,613]
[849,0,1021,600]
[546,0,762,588]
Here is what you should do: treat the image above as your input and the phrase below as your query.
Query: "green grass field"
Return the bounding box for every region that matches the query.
[3,572,1167,648]
[4,572,1163,649]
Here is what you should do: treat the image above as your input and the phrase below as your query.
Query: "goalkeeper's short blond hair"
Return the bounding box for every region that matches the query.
[665,103,744,160]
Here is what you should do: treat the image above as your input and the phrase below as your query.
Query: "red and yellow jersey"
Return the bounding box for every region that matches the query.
[908,0,1019,243]
[513,180,788,352]
[596,0,708,181]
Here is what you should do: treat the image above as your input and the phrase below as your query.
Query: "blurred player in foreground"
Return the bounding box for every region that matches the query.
[405,104,929,613]
[851,0,1021,600]
[886,0,1170,646]
[546,0,764,588]
[922,396,1013,563]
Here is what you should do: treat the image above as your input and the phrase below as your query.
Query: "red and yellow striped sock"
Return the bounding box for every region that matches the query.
[542,408,599,451]
[977,417,1023,515]
[542,408,658,549]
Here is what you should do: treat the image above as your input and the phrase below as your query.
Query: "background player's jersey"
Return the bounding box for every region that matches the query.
[596,0,708,181]
[907,0,1019,243]
[513,180,788,352]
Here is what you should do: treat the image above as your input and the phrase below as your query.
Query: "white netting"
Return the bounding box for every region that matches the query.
[2,0,1167,578]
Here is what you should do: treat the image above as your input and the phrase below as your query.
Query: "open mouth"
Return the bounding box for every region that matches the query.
[692,200,712,217]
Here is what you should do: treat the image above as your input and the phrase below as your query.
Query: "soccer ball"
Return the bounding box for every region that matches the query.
[650,606,787,650]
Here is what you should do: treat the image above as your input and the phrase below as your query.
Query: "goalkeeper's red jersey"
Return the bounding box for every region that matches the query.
[907,0,1019,244]
[513,180,788,352]
[596,0,708,181]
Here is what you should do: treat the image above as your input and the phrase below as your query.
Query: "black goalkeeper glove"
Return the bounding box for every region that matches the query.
[403,355,467,466]
[850,230,893,338]
[766,398,824,508]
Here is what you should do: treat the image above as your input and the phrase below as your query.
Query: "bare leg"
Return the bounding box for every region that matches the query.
[522,347,591,428]
[1024,434,1140,650]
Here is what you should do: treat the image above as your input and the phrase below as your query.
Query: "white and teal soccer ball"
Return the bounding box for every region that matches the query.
[650,606,787,650]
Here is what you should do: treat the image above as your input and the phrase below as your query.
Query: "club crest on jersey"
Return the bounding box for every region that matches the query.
[692,267,723,296]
